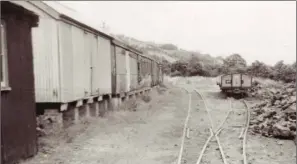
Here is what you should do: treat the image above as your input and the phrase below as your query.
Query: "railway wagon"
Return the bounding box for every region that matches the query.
[9,2,163,109]
[128,51,139,91]
[111,39,149,96]
[112,40,128,95]
[158,64,163,84]
[138,54,153,89]
[14,1,113,110]
[217,73,252,94]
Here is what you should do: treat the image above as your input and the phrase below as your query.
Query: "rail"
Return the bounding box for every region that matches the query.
[176,88,250,164]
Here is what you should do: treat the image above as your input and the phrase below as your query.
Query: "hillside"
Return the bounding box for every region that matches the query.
[112,34,224,65]
[112,34,177,63]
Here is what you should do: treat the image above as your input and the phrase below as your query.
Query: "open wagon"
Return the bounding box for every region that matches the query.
[217,73,252,96]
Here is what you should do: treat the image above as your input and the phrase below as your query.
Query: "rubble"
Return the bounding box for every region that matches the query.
[249,81,296,140]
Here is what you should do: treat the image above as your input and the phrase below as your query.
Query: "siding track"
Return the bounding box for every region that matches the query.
[177,88,250,164]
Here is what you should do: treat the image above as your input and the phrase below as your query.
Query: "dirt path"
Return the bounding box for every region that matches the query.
[22,86,189,164]
[22,77,296,164]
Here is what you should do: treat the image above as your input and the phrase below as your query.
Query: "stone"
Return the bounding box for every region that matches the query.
[277,140,284,145]
[274,100,281,105]
[272,124,292,139]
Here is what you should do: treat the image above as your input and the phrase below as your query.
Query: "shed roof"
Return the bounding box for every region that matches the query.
[29,1,112,39]
[2,1,39,27]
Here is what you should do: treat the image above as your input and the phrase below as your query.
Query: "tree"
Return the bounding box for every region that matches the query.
[223,54,247,73]
[247,60,272,78]
[161,58,171,75]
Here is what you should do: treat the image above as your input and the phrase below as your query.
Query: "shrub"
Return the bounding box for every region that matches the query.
[171,70,182,77]
[141,94,152,103]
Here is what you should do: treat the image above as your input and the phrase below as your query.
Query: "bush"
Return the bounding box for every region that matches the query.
[171,70,182,77]
[141,94,152,103]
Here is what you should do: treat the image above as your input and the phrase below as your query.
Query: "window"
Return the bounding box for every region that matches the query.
[1,19,9,90]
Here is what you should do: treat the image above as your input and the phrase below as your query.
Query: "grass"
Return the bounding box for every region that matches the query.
[253,77,284,89]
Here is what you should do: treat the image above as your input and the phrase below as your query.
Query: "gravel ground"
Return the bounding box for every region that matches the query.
[21,77,296,164]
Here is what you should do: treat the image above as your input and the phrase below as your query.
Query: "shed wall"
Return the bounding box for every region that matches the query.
[1,2,38,163]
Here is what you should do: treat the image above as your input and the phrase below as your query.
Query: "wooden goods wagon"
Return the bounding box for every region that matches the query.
[129,51,139,91]
[138,54,152,89]
[14,1,113,109]
[218,73,252,94]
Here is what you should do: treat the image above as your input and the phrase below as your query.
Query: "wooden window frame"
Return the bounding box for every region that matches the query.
[1,19,10,91]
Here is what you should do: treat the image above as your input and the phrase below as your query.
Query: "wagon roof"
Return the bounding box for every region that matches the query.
[112,39,143,55]
[30,1,113,39]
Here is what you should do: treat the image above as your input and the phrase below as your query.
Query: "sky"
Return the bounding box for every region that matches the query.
[59,1,296,65]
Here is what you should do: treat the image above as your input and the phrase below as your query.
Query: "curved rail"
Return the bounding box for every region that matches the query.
[177,87,249,164]
[242,100,251,164]
[194,89,230,164]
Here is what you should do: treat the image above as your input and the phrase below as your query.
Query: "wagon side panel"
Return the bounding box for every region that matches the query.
[241,74,252,88]
[96,36,112,95]
[129,52,138,91]
[59,21,75,102]
[90,34,100,95]
[232,73,241,88]
[221,75,232,89]
[110,43,116,95]
[71,25,87,100]
[116,46,128,93]
[32,12,60,102]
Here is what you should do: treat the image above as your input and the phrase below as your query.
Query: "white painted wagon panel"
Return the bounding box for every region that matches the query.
[97,36,112,95]
[91,35,100,95]
[129,53,138,91]
[221,75,232,88]
[26,5,60,103]
[125,51,131,92]
[83,32,92,97]
[115,47,128,94]
[71,25,83,100]
[242,74,252,88]
[59,21,74,102]
[232,74,241,87]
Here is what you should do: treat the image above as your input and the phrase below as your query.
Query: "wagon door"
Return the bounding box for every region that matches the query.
[91,35,99,95]
[110,44,116,94]
[116,47,127,94]
[232,74,241,87]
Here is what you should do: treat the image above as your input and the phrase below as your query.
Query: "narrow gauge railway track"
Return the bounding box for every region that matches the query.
[177,88,251,164]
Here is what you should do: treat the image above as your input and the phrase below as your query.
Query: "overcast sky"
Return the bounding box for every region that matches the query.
[59,1,296,65]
